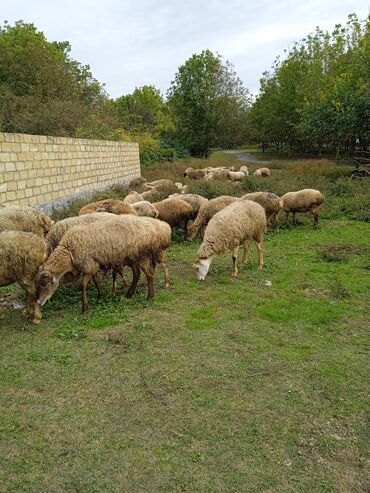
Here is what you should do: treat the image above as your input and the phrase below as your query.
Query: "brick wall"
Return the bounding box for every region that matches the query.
[0,132,141,209]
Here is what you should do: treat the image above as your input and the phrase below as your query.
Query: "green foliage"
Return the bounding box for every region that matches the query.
[250,14,370,155]
[168,49,251,157]
[0,21,110,136]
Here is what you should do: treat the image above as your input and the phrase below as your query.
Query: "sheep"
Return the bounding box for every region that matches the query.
[239,165,249,175]
[141,189,161,202]
[152,198,193,239]
[227,170,247,182]
[175,182,188,194]
[183,167,207,180]
[193,200,267,281]
[205,168,230,180]
[144,179,174,190]
[79,199,137,216]
[168,193,208,218]
[124,191,144,204]
[131,201,159,218]
[129,176,147,188]
[253,167,271,177]
[0,231,50,323]
[280,189,325,227]
[36,216,172,314]
[186,196,239,240]
[46,212,115,249]
[0,205,54,237]
[241,192,282,231]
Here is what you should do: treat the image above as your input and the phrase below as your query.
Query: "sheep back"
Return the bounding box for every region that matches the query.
[79,199,137,216]
[152,198,193,227]
[281,189,325,213]
[0,206,54,237]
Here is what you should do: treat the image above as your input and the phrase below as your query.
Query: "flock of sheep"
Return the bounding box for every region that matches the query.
[0,162,325,325]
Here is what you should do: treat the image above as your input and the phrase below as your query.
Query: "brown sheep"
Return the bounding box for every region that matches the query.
[123,191,144,204]
[36,216,172,314]
[131,201,159,218]
[194,200,267,280]
[0,205,54,237]
[280,189,325,227]
[79,199,137,216]
[0,231,50,323]
[153,198,193,239]
[144,179,174,190]
[241,192,282,230]
[187,196,239,240]
[183,167,207,180]
[169,193,208,218]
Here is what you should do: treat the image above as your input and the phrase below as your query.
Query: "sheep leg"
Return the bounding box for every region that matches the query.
[292,212,297,226]
[0,306,4,320]
[32,301,42,325]
[120,268,129,290]
[81,274,92,315]
[285,211,290,223]
[22,291,34,318]
[111,269,118,296]
[140,258,156,300]
[183,221,188,241]
[256,241,264,270]
[273,212,280,232]
[126,264,140,299]
[92,274,104,298]
[158,250,170,288]
[241,241,249,266]
[311,207,319,227]
[231,247,239,279]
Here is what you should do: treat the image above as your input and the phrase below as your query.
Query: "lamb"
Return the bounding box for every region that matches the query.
[36,216,172,314]
[193,200,267,281]
[253,167,271,177]
[124,191,144,204]
[0,231,50,323]
[241,192,282,230]
[168,193,208,218]
[280,189,325,227]
[131,201,159,218]
[183,167,207,180]
[47,212,114,249]
[186,196,239,240]
[175,182,188,194]
[239,165,249,175]
[0,205,54,237]
[227,170,247,182]
[144,179,174,190]
[152,198,193,239]
[79,199,137,216]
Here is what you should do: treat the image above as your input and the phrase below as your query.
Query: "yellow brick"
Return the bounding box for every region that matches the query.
[7,182,17,191]
[6,191,16,201]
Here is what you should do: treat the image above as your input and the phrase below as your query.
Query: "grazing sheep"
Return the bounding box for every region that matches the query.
[169,194,208,218]
[36,216,172,314]
[47,213,114,249]
[187,196,239,240]
[205,168,230,180]
[241,192,282,230]
[131,201,159,218]
[280,189,325,227]
[0,206,54,237]
[124,191,144,204]
[153,198,193,239]
[129,176,147,188]
[0,231,50,323]
[140,189,161,202]
[144,179,174,190]
[79,199,137,216]
[193,200,266,281]
[227,171,247,182]
[239,165,249,175]
[253,167,271,177]
[183,167,207,180]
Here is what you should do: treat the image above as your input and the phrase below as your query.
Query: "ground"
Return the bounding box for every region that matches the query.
[0,154,369,492]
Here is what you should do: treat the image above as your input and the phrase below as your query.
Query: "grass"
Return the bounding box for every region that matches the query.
[1,155,369,492]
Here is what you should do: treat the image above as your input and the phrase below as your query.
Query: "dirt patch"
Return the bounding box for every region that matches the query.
[316,244,367,262]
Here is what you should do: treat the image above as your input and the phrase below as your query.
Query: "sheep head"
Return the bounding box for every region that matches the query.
[193,258,213,281]
[36,271,60,306]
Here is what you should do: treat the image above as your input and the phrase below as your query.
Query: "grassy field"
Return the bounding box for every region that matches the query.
[0,156,369,492]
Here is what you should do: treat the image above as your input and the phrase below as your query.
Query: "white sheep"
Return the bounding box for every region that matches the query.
[193,200,267,280]
[280,189,325,227]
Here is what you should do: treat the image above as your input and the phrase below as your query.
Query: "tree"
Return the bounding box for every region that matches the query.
[168,50,251,157]
[0,21,108,136]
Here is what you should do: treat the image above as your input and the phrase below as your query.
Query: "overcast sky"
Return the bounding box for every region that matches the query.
[2,1,369,98]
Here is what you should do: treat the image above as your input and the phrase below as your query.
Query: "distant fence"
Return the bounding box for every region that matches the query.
[0,132,141,211]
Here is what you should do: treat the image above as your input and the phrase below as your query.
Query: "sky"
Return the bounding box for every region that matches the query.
[2,1,369,98]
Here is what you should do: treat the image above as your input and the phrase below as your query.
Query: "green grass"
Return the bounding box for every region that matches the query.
[1,218,369,492]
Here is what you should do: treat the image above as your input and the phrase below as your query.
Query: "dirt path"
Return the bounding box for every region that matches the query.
[222,149,271,164]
